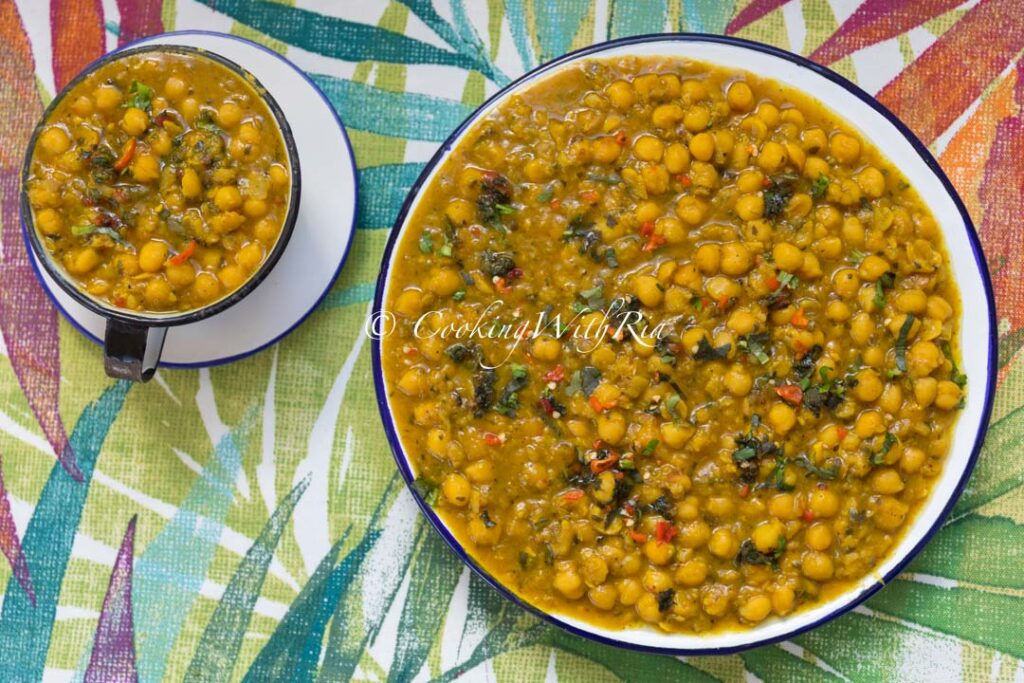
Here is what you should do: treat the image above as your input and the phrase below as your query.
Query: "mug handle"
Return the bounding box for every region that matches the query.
[103,319,167,382]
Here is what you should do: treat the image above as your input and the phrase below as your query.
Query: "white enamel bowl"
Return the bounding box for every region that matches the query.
[372,34,997,654]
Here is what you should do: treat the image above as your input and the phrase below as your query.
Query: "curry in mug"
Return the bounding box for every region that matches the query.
[382,57,964,633]
[25,49,293,313]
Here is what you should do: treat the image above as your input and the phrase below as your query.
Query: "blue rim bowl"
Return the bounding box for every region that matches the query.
[372,33,997,654]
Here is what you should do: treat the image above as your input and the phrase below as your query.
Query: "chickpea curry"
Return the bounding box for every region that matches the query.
[382,57,965,634]
[25,48,293,313]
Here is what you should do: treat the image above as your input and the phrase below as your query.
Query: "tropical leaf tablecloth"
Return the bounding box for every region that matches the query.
[0,1,1022,681]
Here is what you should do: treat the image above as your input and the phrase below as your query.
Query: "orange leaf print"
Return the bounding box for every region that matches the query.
[50,0,105,89]
[810,0,963,65]
[876,0,1024,143]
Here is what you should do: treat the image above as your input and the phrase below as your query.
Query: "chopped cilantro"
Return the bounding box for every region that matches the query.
[810,173,829,200]
[895,314,916,374]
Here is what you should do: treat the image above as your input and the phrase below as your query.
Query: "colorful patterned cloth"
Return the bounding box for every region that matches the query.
[0,1,1021,681]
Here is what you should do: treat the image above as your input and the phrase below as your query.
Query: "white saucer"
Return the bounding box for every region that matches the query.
[28,31,358,368]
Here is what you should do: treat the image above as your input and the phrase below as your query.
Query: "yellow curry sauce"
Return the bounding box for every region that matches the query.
[383,57,964,633]
[25,49,292,313]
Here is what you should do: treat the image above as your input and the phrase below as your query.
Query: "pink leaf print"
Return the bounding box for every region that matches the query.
[978,61,1024,331]
[0,454,35,605]
[1,0,82,480]
[85,516,138,683]
[876,0,1024,144]
[115,0,163,45]
[725,0,789,35]
[50,0,105,90]
[809,0,963,65]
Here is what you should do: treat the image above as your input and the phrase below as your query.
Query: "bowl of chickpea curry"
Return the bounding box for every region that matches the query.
[377,36,995,652]
[22,44,300,381]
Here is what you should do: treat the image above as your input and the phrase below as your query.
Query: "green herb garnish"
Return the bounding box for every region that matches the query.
[895,314,916,373]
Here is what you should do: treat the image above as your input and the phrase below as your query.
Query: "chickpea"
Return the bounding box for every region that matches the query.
[808,489,840,518]
[926,296,954,321]
[192,273,222,302]
[833,269,860,298]
[675,559,708,587]
[768,403,797,435]
[636,592,664,623]
[757,141,787,172]
[651,103,684,129]
[617,578,644,606]
[131,154,160,183]
[935,380,963,410]
[633,135,664,162]
[856,166,886,198]
[908,340,942,378]
[850,312,875,346]
[67,248,101,275]
[589,584,618,610]
[872,468,905,495]
[805,523,833,551]
[708,527,737,559]
[39,126,71,156]
[901,446,927,473]
[727,81,753,111]
[853,369,883,402]
[682,133,711,163]
[772,585,796,615]
[693,243,721,274]
[531,336,561,362]
[177,168,202,200]
[676,195,707,226]
[216,101,244,128]
[236,242,264,273]
[830,132,861,164]
[425,268,461,297]
[720,242,752,276]
[914,377,938,407]
[243,198,268,218]
[739,594,772,623]
[580,553,610,586]
[606,80,635,110]
[643,538,674,566]
[35,208,64,236]
[143,278,175,309]
[465,459,494,484]
[165,262,196,288]
[826,300,851,322]
[70,95,94,116]
[664,143,691,173]
[597,411,627,445]
[769,493,802,521]
[752,520,785,553]
[724,365,753,397]
[858,255,891,282]
[633,274,663,307]
[137,241,168,273]
[802,551,835,581]
[701,585,733,617]
[218,265,245,290]
[660,421,694,448]
[773,242,804,272]
[683,106,711,133]
[679,520,711,548]
[874,496,909,531]
[803,155,829,180]
[94,84,122,110]
[121,107,149,136]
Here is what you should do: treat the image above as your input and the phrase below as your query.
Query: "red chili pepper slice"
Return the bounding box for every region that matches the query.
[803,508,815,523]
[775,384,804,405]
[168,240,196,266]
[642,234,667,252]
[589,452,620,474]
[791,306,809,328]
[543,365,565,383]
[561,489,585,504]
[580,189,600,203]
[629,530,647,543]
[655,520,678,544]
[113,138,137,172]
[483,432,502,446]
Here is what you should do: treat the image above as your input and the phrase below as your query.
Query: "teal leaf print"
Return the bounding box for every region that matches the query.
[184,476,311,682]
[195,0,489,76]
[242,526,374,682]
[134,408,257,683]
[608,0,669,38]
[681,0,736,34]
[85,515,138,683]
[309,73,474,143]
[319,477,418,682]
[358,163,425,229]
[503,0,536,70]
[387,534,463,682]
[0,381,131,681]
[531,0,592,63]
